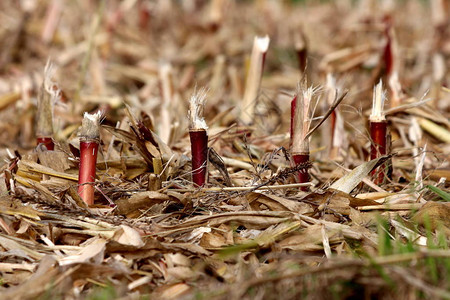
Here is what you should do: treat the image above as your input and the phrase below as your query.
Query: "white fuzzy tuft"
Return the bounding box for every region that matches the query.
[83,111,103,122]
[370,80,386,122]
[255,35,270,52]
[80,111,103,140]
[188,87,208,130]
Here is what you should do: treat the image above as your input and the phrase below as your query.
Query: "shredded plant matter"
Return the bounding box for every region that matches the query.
[79,111,102,141]
[188,87,208,130]
[0,1,449,299]
[370,80,387,122]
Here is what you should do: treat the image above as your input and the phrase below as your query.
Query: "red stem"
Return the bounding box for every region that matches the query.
[292,153,310,191]
[383,18,393,77]
[37,137,54,151]
[78,140,99,205]
[189,129,208,187]
[261,51,267,73]
[138,0,150,30]
[330,110,336,145]
[370,121,387,184]
[290,96,297,147]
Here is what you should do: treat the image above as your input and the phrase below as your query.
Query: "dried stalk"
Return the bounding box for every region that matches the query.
[240,35,270,125]
[369,81,388,185]
[291,86,316,190]
[159,62,174,144]
[41,0,62,43]
[289,95,297,148]
[382,18,395,78]
[36,60,59,151]
[383,19,402,108]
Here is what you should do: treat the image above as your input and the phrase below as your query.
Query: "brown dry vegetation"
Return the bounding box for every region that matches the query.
[0,0,449,299]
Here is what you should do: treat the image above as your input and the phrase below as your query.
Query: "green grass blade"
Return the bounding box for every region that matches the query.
[426,185,450,201]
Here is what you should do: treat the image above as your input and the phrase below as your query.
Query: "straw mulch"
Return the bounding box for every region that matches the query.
[0,1,449,299]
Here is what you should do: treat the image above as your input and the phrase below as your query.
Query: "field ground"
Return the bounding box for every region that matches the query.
[0,1,449,299]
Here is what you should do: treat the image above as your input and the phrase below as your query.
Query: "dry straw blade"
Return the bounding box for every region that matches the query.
[0,92,21,111]
[417,118,450,143]
[330,155,392,194]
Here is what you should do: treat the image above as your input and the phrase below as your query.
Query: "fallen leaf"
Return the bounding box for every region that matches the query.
[112,225,144,247]
[330,156,391,193]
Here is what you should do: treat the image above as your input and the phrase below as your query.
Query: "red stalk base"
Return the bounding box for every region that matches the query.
[189,129,208,187]
[370,121,387,185]
[37,137,54,151]
[78,141,99,205]
[292,153,310,191]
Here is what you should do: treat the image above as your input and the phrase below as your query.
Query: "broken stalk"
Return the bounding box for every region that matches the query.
[370,81,388,185]
[189,88,208,187]
[36,61,59,151]
[240,35,270,125]
[78,112,102,205]
[382,17,403,108]
[158,62,174,144]
[291,87,315,190]
[289,95,297,148]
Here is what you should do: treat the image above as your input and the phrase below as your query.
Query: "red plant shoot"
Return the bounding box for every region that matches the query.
[289,95,297,147]
[370,81,388,185]
[190,129,208,187]
[292,153,310,187]
[188,88,208,187]
[78,111,102,205]
[382,16,404,108]
[370,122,387,158]
[383,17,394,78]
[325,73,346,160]
[291,86,316,191]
